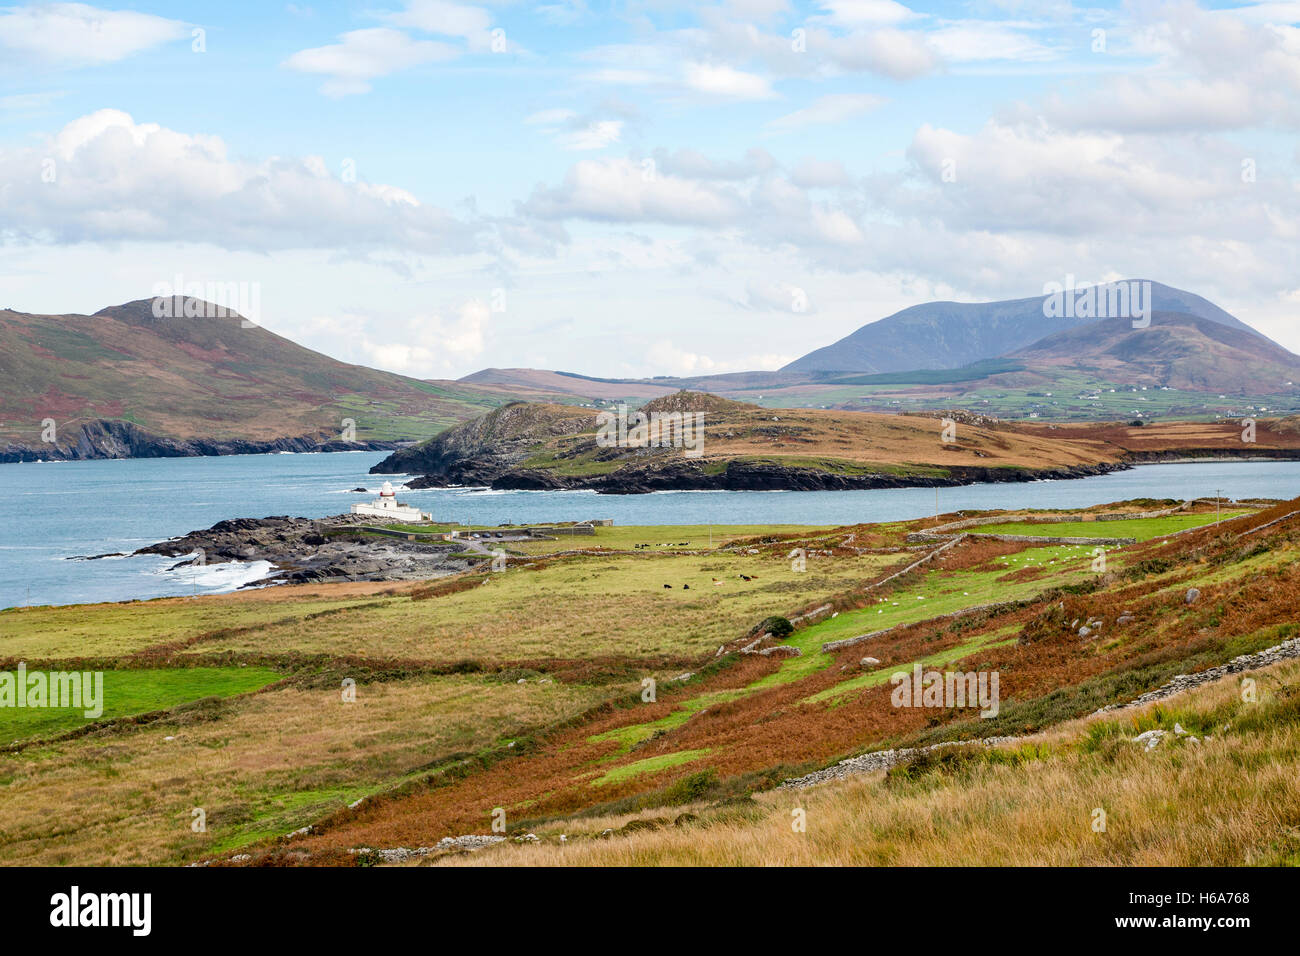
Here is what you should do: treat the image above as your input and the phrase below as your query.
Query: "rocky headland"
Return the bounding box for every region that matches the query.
[129,514,474,585]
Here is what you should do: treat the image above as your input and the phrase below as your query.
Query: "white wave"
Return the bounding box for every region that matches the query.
[159,558,276,592]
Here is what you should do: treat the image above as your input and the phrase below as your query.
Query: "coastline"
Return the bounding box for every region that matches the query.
[0,417,413,464]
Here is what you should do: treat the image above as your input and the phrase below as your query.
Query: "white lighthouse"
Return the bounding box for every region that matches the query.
[351,481,432,521]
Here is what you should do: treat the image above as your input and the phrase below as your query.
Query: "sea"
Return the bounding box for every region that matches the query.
[0,452,1296,609]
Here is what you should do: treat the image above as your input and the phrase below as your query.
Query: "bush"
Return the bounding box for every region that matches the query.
[886,746,980,786]
[752,616,794,640]
[661,769,718,805]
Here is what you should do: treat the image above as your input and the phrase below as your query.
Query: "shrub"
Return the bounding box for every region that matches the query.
[661,769,719,805]
[752,616,794,640]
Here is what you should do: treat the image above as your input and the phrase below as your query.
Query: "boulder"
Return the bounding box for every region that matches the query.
[1184,588,1201,604]
[1133,729,1167,751]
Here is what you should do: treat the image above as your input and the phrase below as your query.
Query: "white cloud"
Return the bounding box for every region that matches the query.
[683,62,775,99]
[283,27,459,96]
[559,120,624,150]
[516,149,871,265]
[356,299,491,375]
[653,147,776,181]
[645,338,793,374]
[743,279,815,312]
[926,22,1059,62]
[0,109,478,253]
[790,157,853,188]
[526,108,625,150]
[767,93,886,133]
[1043,76,1266,131]
[825,28,939,78]
[379,0,494,52]
[0,2,186,66]
[1040,1,1300,131]
[522,157,749,225]
[724,0,791,18]
[816,0,921,27]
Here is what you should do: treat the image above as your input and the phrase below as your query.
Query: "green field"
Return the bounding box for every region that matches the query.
[973,511,1246,540]
[1,666,280,744]
[511,523,826,554]
[5,502,1296,868]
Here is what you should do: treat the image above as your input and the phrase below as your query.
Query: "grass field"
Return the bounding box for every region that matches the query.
[179,549,896,662]
[1,666,280,745]
[509,524,825,555]
[0,673,625,864]
[443,656,1300,866]
[6,500,1299,867]
[973,511,1246,540]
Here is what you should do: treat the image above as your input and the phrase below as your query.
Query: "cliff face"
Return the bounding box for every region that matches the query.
[371,401,598,479]
[0,419,399,463]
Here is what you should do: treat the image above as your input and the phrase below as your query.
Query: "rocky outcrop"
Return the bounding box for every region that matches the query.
[0,419,399,463]
[779,736,1020,790]
[131,513,474,585]
[371,401,596,480]
[1095,636,1300,714]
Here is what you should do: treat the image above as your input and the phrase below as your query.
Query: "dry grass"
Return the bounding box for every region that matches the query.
[0,590,401,660]
[179,550,897,662]
[441,659,1300,866]
[691,406,1123,469]
[0,674,620,865]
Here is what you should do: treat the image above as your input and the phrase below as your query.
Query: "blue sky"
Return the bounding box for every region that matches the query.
[2,1,1299,379]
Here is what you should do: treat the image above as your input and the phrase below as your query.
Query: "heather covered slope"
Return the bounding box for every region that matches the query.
[4,496,1299,865]
[0,297,522,459]
[274,496,1300,864]
[1010,312,1300,393]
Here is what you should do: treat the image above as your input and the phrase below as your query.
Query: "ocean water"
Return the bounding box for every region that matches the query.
[0,452,1296,609]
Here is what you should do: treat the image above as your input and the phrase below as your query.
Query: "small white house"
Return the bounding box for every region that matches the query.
[351,481,431,522]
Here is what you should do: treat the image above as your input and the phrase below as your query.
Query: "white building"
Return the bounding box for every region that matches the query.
[351,481,432,522]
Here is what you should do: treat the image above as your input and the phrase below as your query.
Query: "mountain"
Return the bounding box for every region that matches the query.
[0,297,521,461]
[460,368,682,402]
[782,280,1268,374]
[1010,311,1300,393]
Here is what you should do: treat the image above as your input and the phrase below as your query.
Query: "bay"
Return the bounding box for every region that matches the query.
[1,452,1296,609]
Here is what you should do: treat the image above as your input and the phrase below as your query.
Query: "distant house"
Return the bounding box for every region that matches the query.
[351,481,431,522]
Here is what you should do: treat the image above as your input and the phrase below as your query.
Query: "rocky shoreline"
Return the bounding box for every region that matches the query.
[0,419,402,463]
[130,514,475,585]
[401,458,1129,495]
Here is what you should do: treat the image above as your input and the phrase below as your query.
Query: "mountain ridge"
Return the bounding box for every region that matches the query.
[781,280,1270,374]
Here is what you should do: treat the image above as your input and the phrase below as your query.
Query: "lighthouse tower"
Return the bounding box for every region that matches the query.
[351,481,432,521]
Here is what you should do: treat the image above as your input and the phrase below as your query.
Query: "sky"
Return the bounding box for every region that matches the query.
[1,0,1298,380]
